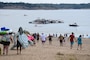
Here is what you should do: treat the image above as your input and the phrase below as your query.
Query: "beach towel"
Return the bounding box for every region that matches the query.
[27,35,34,41]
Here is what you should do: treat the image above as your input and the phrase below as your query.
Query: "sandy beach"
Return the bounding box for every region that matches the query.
[0,37,90,60]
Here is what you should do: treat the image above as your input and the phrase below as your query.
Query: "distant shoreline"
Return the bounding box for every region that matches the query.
[0,2,90,10]
[0,9,90,10]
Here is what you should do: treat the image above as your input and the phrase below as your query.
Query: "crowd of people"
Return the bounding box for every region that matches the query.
[0,27,83,55]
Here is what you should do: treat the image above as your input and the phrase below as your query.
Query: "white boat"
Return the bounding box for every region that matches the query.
[69,23,78,27]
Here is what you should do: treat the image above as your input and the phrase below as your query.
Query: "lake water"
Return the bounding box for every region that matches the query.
[0,9,90,37]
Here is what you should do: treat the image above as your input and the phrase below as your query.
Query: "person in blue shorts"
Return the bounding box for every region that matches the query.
[77,35,82,50]
[68,32,76,49]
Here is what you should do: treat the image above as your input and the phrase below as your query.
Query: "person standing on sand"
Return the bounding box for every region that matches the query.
[68,32,76,49]
[17,27,23,54]
[10,32,17,50]
[40,33,46,45]
[48,34,53,45]
[1,33,13,55]
[77,35,82,50]
[36,33,40,42]
[58,34,64,46]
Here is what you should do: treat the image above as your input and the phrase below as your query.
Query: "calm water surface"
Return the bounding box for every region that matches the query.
[0,9,90,37]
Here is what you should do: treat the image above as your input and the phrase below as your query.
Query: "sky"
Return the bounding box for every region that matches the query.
[0,0,90,4]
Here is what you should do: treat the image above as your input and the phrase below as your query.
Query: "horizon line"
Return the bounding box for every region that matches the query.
[0,1,90,4]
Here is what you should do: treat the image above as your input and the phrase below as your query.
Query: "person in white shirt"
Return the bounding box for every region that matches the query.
[40,33,46,45]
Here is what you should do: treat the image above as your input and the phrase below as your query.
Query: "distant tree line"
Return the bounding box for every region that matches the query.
[0,2,90,10]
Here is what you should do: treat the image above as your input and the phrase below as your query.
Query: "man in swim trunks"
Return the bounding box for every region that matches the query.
[69,32,76,49]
